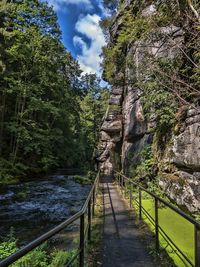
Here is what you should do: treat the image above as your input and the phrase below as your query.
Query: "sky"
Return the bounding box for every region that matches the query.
[47,0,107,77]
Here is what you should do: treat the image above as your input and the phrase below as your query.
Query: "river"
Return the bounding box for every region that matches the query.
[0,175,90,246]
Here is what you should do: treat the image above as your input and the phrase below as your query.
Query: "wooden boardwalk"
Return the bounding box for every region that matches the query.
[101,176,155,267]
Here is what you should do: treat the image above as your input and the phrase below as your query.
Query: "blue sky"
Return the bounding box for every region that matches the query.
[47,0,107,76]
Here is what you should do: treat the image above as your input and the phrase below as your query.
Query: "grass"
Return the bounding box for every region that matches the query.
[141,198,194,267]
[123,187,195,267]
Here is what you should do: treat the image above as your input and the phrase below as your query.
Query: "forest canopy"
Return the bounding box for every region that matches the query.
[0,0,109,184]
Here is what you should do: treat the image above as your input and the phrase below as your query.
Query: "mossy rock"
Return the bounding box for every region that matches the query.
[108,104,121,113]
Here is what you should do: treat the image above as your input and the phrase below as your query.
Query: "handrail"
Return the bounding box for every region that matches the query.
[0,172,100,267]
[114,171,200,228]
[114,170,200,267]
[135,197,194,266]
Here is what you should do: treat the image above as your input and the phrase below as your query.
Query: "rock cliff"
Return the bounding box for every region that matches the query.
[98,0,200,213]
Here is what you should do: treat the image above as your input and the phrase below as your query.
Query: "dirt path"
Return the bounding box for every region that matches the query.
[100,176,155,267]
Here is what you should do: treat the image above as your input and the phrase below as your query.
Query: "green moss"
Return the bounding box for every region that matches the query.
[108,104,121,112]
[134,198,195,267]
[121,179,197,266]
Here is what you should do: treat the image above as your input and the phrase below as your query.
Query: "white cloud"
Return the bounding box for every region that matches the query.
[73,14,106,75]
[97,1,111,17]
[47,0,92,11]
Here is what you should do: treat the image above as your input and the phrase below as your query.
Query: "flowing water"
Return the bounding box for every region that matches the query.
[0,175,90,245]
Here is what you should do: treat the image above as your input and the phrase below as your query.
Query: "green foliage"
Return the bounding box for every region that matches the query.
[74,170,96,185]
[74,175,92,185]
[15,246,49,267]
[154,2,181,26]
[49,250,77,267]
[129,145,155,180]
[0,239,17,261]
[0,236,77,267]
[0,159,18,184]
[102,0,200,141]
[102,5,180,128]
[0,1,109,183]
[139,56,181,134]
[78,75,109,169]
[194,213,200,222]
[141,81,177,133]
[102,45,120,83]
[102,9,152,83]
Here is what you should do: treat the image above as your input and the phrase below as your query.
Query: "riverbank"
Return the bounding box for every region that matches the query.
[0,167,86,186]
[0,174,91,245]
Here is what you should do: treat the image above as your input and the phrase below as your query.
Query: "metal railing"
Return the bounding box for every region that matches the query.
[114,170,200,267]
[0,172,100,267]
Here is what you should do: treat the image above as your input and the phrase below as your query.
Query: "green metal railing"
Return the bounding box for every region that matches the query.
[0,172,100,267]
[114,170,200,267]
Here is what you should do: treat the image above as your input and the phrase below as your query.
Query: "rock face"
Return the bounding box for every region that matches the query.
[160,109,200,212]
[98,1,200,213]
[159,171,200,213]
[97,86,123,175]
[171,109,200,171]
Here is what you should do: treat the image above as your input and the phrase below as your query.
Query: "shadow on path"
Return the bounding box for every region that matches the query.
[100,175,155,267]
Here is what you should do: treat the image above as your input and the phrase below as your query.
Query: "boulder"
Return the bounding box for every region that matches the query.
[159,171,200,212]
[112,86,123,95]
[109,94,122,105]
[172,123,200,171]
[101,119,122,133]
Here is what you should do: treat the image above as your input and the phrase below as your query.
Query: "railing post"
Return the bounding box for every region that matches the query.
[195,225,200,267]
[139,188,142,220]
[124,179,126,197]
[129,183,132,208]
[92,187,95,216]
[88,199,91,241]
[155,197,159,252]
[79,213,85,267]
[125,180,127,198]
